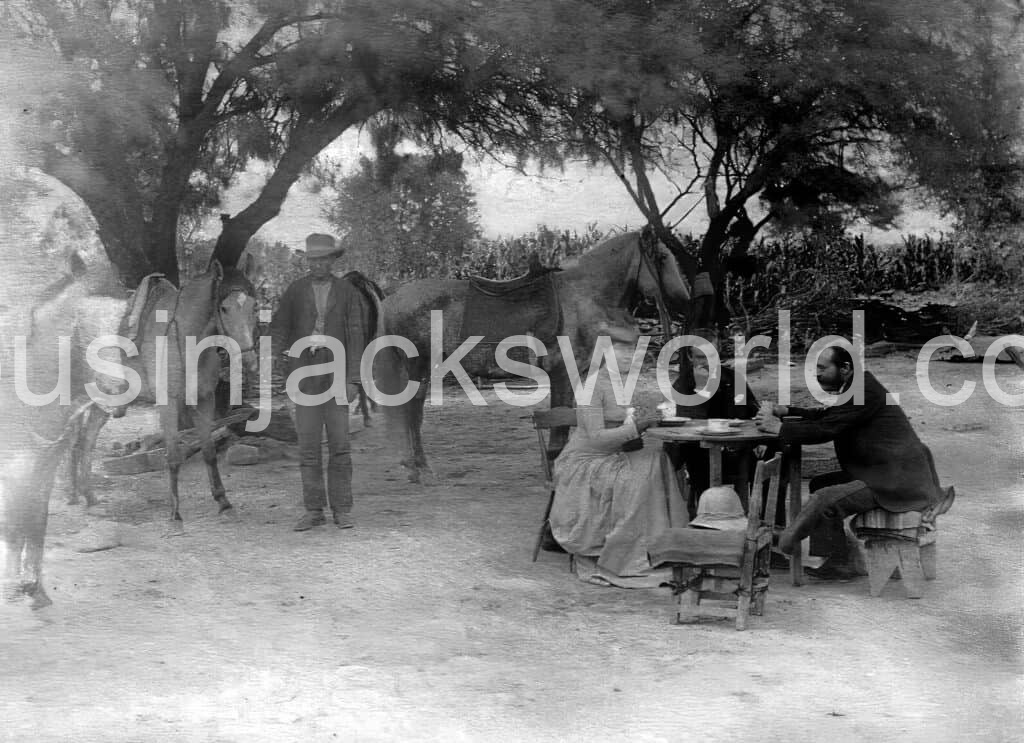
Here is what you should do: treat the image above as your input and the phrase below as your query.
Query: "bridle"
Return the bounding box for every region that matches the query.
[214,276,257,356]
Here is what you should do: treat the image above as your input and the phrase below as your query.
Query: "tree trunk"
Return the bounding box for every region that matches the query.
[212,99,386,267]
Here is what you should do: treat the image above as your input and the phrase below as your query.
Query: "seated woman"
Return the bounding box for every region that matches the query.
[549,323,688,587]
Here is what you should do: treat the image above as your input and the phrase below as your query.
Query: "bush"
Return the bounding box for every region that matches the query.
[452,224,606,279]
[724,228,1024,339]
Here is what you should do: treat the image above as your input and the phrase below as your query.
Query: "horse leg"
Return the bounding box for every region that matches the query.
[69,406,110,507]
[406,390,434,484]
[358,385,373,427]
[161,403,186,537]
[3,455,58,609]
[194,395,232,515]
[403,357,437,484]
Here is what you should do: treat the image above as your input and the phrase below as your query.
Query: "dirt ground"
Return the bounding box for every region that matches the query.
[1,353,1022,742]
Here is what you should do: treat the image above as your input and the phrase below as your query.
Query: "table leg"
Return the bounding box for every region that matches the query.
[787,444,803,586]
[708,444,723,486]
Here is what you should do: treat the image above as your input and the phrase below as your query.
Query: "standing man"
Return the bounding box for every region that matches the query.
[271,233,373,531]
[756,345,954,578]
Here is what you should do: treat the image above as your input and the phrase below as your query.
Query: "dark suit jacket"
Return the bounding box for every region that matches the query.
[780,371,941,511]
[270,274,374,392]
[673,362,760,419]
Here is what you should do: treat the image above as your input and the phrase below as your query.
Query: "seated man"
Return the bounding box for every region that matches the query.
[667,327,761,518]
[756,345,954,579]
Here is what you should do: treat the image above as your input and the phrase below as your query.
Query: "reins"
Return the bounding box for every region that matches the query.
[637,229,676,349]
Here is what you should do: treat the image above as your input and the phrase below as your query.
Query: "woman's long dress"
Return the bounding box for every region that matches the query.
[549,370,688,587]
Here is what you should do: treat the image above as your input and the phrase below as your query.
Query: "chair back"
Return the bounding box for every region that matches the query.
[747,453,783,539]
[532,407,578,484]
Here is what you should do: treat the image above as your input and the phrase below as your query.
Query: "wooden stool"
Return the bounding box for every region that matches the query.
[851,509,937,598]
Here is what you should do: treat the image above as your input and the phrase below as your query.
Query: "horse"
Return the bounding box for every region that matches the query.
[1,264,122,609]
[375,229,692,483]
[63,259,261,536]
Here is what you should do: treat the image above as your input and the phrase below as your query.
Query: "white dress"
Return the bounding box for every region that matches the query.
[550,369,688,587]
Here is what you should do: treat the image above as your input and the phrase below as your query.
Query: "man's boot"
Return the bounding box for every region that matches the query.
[294,510,326,531]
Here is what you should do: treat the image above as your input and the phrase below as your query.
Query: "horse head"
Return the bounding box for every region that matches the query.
[210,257,259,376]
[635,230,691,316]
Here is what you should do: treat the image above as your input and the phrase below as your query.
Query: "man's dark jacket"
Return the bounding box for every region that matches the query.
[780,371,941,511]
[270,274,375,393]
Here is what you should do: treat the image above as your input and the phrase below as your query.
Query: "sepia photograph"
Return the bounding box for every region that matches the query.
[1,1,1022,741]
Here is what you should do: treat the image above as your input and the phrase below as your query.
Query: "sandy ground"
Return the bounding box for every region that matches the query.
[1,354,1022,742]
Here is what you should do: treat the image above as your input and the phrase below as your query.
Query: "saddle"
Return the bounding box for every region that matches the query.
[460,270,561,346]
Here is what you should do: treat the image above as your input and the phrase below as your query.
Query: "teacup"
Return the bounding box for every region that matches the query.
[657,402,674,419]
[707,418,731,433]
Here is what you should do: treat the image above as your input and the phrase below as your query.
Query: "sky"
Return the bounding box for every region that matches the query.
[217,127,952,250]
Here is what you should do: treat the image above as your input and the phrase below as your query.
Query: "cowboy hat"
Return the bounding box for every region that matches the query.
[304,233,344,260]
[689,485,748,531]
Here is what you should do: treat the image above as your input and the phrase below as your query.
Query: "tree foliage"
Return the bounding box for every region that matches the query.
[491,0,1024,314]
[6,0,1019,302]
[324,121,480,281]
[5,0,557,285]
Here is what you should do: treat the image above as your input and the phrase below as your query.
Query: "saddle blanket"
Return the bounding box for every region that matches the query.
[460,272,561,346]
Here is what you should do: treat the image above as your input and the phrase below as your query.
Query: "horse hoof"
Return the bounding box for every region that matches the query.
[219,506,239,520]
[30,591,53,611]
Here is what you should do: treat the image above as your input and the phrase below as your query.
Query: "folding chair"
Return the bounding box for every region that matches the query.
[530,407,579,561]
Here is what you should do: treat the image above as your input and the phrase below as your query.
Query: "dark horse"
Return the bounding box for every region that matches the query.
[63,259,261,536]
[342,270,386,426]
[375,230,692,483]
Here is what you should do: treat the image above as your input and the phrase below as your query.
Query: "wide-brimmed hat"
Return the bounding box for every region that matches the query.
[304,233,344,260]
[689,485,748,531]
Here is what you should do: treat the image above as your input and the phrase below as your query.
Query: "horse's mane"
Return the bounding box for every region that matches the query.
[558,231,639,271]
[218,265,256,298]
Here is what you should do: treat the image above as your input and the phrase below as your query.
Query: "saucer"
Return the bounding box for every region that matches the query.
[657,417,691,427]
[696,427,740,437]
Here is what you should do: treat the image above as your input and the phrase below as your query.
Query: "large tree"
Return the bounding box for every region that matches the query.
[5,0,551,285]
[478,0,1024,310]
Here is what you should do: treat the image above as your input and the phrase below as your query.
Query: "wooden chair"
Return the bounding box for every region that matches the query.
[850,486,954,598]
[648,453,783,630]
[530,407,579,562]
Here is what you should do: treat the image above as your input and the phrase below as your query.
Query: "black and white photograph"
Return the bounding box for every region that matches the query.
[1,1,1022,740]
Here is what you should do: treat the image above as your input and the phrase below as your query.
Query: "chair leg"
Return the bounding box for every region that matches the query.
[674,583,703,625]
[863,542,899,597]
[898,545,926,599]
[531,489,557,562]
[752,586,767,616]
[735,592,751,631]
[920,541,937,580]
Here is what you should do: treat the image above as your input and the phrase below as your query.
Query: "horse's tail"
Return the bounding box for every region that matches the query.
[374,340,413,444]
